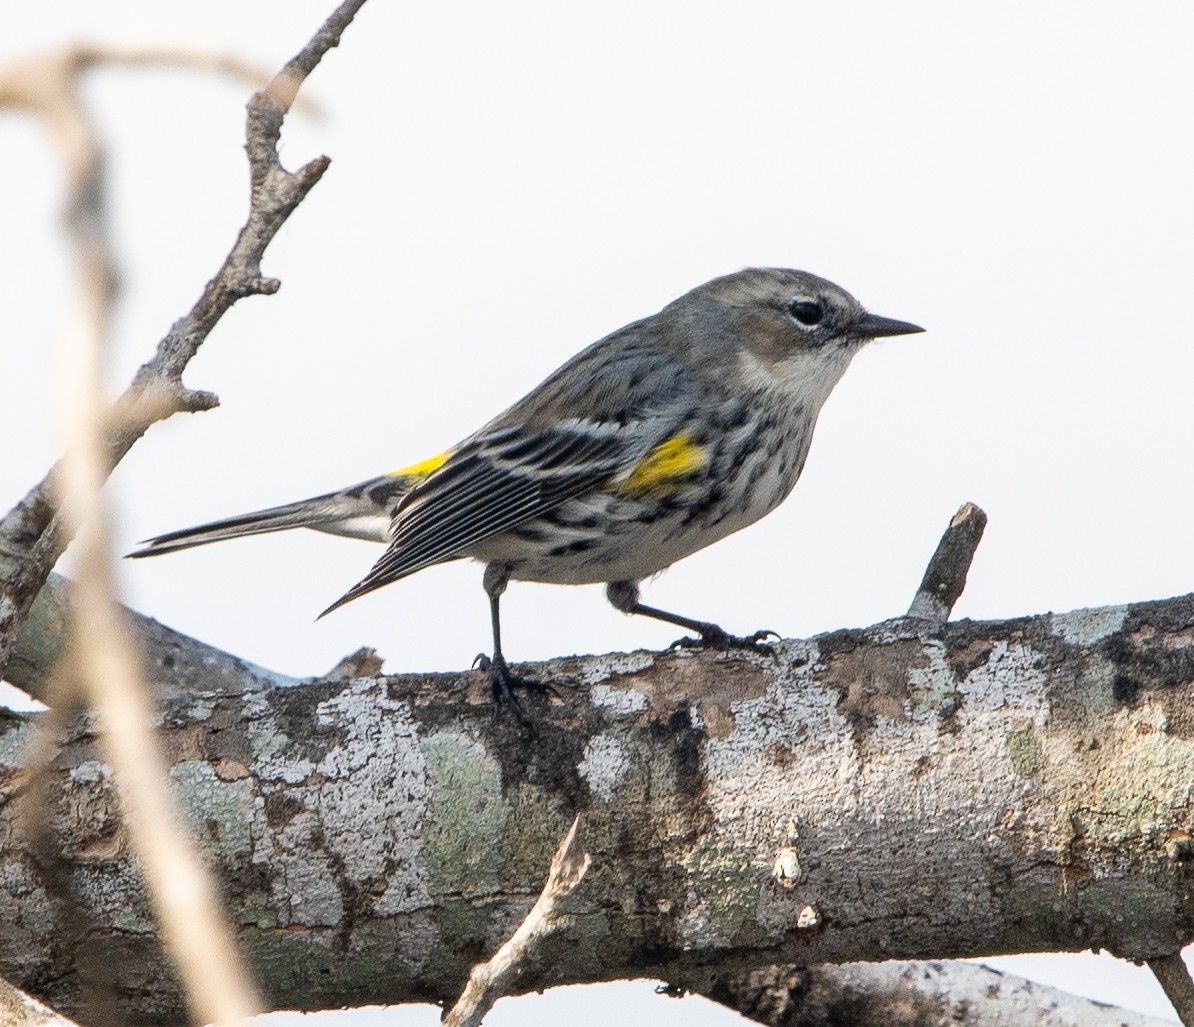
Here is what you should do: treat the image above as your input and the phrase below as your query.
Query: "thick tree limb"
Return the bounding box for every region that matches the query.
[698,960,1178,1026]
[0,594,1191,1024]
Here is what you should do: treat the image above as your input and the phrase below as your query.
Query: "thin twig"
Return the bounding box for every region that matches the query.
[1147,953,1194,1027]
[0,0,366,684]
[443,816,592,1027]
[907,502,988,624]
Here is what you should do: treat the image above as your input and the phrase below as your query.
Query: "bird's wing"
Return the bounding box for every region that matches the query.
[321,333,696,614]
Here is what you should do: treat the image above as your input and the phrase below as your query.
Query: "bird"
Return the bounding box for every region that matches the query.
[130,268,922,710]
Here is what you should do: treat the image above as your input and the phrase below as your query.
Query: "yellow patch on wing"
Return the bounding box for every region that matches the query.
[386,450,450,480]
[615,431,708,498]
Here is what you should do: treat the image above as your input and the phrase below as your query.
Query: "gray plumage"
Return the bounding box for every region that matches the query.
[132,268,921,704]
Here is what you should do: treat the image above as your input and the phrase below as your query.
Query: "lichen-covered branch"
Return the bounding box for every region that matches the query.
[698,960,1178,1027]
[0,594,1191,1024]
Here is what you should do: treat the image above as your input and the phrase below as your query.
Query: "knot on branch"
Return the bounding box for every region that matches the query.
[241,276,282,297]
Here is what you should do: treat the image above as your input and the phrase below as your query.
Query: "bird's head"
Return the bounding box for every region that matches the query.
[670,267,923,397]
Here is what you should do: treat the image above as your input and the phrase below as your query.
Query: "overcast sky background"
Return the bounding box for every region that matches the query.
[2,1,1192,1023]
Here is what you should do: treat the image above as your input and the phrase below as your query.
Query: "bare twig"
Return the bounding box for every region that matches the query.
[1147,953,1194,1027]
[907,502,988,623]
[0,0,367,684]
[443,816,592,1027]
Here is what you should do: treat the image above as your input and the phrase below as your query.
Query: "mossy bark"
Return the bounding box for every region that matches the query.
[1,595,1192,1024]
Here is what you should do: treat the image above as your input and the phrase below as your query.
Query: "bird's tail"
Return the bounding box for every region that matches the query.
[128,487,399,559]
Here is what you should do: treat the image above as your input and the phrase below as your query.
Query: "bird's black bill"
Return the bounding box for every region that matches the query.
[855,313,925,338]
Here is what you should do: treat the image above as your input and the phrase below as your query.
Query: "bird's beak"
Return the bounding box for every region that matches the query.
[855,312,925,338]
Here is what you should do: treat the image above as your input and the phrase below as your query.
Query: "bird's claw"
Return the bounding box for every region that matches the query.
[474,652,559,721]
[670,625,780,658]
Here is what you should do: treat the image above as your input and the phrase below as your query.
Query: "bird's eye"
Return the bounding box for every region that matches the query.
[787,300,824,327]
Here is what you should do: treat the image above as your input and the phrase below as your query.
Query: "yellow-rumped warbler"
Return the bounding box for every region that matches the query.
[132,268,922,707]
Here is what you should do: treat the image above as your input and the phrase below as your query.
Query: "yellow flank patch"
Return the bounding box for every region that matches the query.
[617,431,708,497]
[386,450,450,479]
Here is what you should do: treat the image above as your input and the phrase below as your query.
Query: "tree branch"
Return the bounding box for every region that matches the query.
[907,502,987,624]
[1,593,1190,1023]
[444,816,591,1027]
[0,0,368,684]
[698,960,1179,1027]
[1148,952,1194,1027]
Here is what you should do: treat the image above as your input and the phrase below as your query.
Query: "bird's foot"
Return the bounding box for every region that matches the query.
[473,652,558,721]
[670,623,779,657]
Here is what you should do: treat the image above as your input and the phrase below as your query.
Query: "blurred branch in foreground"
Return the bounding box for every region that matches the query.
[0,7,357,683]
[0,2,371,1024]
[0,975,83,1027]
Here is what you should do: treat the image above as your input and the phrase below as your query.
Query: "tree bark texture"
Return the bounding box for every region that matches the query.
[0,567,296,703]
[1,594,1192,1024]
[701,960,1179,1027]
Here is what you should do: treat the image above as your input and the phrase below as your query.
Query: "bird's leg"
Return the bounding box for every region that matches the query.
[605,580,777,654]
[474,563,555,717]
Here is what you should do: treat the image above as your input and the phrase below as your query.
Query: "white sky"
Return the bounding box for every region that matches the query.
[2,1,1192,1022]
